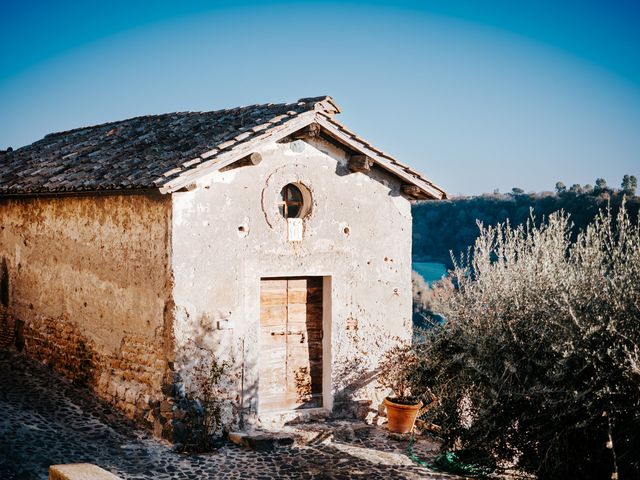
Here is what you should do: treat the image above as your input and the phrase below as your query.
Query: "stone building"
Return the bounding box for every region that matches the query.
[0,96,446,440]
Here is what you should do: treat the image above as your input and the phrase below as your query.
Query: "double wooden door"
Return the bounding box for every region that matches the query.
[259,277,323,412]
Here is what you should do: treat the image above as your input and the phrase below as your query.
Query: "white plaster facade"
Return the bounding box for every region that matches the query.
[171,137,414,428]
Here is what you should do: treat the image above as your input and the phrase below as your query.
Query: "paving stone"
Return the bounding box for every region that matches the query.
[0,349,461,479]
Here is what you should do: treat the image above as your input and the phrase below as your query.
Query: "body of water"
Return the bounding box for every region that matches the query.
[413,262,447,285]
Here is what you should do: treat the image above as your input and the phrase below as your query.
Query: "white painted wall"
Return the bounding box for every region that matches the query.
[170,137,413,429]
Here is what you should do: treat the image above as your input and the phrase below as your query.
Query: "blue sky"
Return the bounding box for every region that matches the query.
[1,0,639,195]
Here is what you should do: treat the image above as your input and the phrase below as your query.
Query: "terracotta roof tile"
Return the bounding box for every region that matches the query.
[0,96,335,194]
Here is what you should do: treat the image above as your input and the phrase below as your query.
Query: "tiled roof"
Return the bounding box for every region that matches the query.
[0,96,446,199]
[0,97,338,194]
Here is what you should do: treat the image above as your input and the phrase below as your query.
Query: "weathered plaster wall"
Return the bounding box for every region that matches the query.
[0,194,174,435]
[171,138,413,430]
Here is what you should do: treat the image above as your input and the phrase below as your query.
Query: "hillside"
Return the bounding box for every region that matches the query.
[412,181,640,268]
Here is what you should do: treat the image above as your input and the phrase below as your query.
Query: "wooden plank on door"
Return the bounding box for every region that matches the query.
[286,277,323,410]
[259,278,288,412]
[259,277,324,413]
[260,278,288,306]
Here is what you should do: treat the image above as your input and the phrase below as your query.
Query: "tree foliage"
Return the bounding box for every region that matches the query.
[621,174,638,196]
[594,177,609,194]
[419,204,640,479]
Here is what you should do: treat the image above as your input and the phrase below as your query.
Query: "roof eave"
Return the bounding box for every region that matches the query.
[313,115,447,200]
[0,187,163,199]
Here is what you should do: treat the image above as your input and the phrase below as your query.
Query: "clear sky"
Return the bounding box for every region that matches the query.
[1,0,639,195]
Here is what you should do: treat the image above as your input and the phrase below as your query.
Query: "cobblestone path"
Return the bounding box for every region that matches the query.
[0,350,460,479]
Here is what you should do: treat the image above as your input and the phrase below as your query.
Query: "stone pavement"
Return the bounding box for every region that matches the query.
[0,350,461,479]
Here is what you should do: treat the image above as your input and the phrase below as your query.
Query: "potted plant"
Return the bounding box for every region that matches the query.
[378,344,424,433]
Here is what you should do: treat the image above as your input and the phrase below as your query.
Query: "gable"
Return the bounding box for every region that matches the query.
[162,117,445,200]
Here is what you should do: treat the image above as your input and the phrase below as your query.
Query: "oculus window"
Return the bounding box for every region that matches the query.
[278,183,312,219]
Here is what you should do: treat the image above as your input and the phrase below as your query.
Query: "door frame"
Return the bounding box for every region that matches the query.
[257,274,333,415]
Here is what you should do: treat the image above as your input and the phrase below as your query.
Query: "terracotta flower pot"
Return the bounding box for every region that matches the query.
[383,397,423,433]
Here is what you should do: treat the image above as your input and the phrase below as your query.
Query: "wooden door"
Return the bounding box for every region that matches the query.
[259,277,323,412]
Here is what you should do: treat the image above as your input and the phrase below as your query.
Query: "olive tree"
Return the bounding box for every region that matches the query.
[423,204,640,479]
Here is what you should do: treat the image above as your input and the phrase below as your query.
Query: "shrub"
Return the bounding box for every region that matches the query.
[173,344,225,453]
[377,342,422,405]
[422,204,640,479]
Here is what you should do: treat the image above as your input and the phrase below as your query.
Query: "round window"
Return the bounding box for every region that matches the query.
[278,183,311,219]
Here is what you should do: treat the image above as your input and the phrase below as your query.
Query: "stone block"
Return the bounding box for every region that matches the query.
[107,381,119,395]
[139,372,152,385]
[116,384,126,399]
[136,396,148,410]
[124,387,138,405]
[124,403,137,416]
[97,372,110,389]
[49,463,122,480]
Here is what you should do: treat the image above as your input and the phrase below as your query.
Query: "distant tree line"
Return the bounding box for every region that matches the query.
[413,175,639,267]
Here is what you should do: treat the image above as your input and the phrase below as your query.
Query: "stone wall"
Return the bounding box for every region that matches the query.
[24,315,99,388]
[0,193,174,436]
